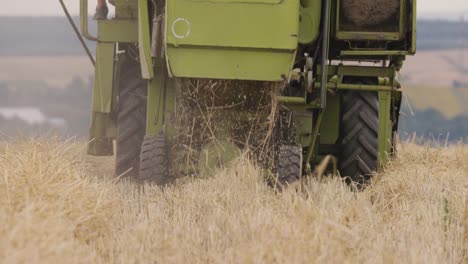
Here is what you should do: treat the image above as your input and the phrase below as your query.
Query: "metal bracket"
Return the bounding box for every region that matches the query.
[79,0,98,41]
[138,0,154,79]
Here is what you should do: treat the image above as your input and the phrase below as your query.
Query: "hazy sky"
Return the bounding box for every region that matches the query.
[1,0,468,19]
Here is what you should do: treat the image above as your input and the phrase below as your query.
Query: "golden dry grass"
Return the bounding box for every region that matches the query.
[0,139,466,263]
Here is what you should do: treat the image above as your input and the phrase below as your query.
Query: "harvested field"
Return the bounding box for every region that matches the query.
[0,138,466,263]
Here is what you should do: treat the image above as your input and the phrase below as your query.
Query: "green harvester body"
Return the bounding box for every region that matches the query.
[79,0,417,181]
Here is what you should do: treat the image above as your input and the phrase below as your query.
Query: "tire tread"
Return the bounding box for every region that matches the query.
[116,54,147,178]
[340,90,379,185]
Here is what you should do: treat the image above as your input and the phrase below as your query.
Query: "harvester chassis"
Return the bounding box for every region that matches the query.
[67,0,416,186]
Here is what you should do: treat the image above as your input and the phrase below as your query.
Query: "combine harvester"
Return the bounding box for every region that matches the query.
[60,0,416,187]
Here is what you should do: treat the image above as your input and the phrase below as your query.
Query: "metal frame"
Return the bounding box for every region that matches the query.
[79,0,98,41]
[75,0,415,172]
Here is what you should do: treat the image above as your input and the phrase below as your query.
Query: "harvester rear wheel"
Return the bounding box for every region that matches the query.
[276,145,303,188]
[339,90,379,186]
[115,52,147,178]
[139,134,171,185]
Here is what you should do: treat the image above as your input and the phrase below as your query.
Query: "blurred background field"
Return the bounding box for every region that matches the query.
[1,17,467,142]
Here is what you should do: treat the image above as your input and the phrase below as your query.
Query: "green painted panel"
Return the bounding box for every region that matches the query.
[166,0,299,49]
[336,31,402,41]
[166,0,298,80]
[167,47,295,81]
[98,20,138,43]
[146,63,166,136]
[410,0,417,54]
[319,93,340,144]
[93,43,115,113]
[298,0,321,44]
[88,111,115,156]
[378,91,392,164]
[88,43,117,156]
[138,0,154,79]
[340,50,411,56]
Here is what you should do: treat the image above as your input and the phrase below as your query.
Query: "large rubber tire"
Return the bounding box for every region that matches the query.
[339,91,379,185]
[115,54,147,178]
[139,134,171,185]
[276,145,303,188]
